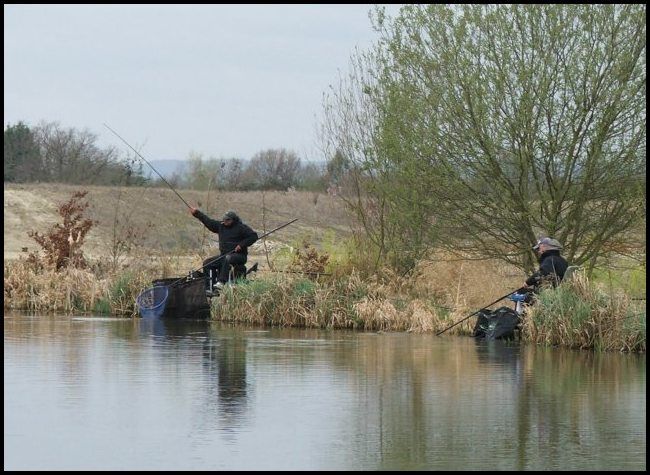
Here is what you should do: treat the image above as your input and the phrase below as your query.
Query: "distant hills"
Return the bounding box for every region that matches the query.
[140,160,188,179]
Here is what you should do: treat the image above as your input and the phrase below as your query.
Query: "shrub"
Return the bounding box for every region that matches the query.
[27,191,96,269]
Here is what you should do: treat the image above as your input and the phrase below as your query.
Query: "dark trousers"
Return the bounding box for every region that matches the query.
[203,253,247,289]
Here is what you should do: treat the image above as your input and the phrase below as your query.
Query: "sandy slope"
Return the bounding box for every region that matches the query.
[4,183,352,261]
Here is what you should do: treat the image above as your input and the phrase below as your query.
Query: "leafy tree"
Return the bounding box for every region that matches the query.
[5,120,147,186]
[322,4,646,273]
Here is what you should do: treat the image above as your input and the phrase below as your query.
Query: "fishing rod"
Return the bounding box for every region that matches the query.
[103,123,192,209]
[269,270,332,276]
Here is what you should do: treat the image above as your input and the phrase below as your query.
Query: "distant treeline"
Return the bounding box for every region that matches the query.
[164,150,330,192]
[4,121,146,186]
[4,121,335,192]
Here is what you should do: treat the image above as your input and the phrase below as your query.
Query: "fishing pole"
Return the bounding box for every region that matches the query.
[103,123,192,209]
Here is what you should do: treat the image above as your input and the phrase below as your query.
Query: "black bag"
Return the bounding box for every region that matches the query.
[472,306,521,340]
[151,276,210,319]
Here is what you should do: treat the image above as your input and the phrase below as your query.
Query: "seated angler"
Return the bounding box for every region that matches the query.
[189,207,258,294]
[513,237,569,312]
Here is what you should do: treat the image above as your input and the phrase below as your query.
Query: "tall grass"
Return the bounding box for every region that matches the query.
[213,272,451,332]
[522,272,646,352]
[4,257,153,316]
[4,246,645,353]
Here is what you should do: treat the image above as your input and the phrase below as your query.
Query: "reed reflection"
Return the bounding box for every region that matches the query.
[339,336,645,471]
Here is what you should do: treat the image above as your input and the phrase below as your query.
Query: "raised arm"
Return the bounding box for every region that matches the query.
[190,207,222,233]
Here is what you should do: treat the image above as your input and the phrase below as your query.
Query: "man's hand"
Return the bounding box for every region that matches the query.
[234,244,242,253]
[189,206,198,216]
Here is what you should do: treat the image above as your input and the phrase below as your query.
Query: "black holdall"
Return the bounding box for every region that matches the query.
[472,306,521,340]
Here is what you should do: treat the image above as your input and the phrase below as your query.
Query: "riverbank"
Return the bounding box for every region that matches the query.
[4,183,644,352]
[4,256,645,353]
[210,271,645,353]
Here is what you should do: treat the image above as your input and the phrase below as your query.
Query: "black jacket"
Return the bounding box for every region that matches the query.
[193,210,258,255]
[525,249,568,288]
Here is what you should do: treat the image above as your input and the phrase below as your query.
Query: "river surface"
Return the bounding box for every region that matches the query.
[4,312,646,471]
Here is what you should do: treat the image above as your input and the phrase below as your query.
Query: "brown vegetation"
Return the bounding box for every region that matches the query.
[3,184,644,353]
[27,190,95,269]
[4,182,352,262]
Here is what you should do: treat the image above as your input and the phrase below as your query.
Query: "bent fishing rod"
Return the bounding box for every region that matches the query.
[103,123,192,209]
[168,218,299,288]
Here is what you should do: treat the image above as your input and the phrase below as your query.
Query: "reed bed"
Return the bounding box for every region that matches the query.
[213,272,451,332]
[521,272,646,353]
[3,257,153,316]
[4,252,645,352]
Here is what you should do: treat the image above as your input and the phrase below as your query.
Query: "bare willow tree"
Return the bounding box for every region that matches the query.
[249,148,302,190]
[321,4,646,273]
[33,121,134,185]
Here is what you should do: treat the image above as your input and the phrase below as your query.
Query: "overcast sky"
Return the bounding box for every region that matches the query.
[4,4,402,162]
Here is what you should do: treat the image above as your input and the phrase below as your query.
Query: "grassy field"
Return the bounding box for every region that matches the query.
[4,182,351,260]
[5,182,644,307]
[4,182,531,310]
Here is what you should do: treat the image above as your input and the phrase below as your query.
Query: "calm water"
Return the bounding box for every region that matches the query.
[4,312,646,471]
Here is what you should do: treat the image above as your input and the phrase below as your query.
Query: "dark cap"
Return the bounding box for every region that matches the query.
[222,210,238,221]
[533,237,563,251]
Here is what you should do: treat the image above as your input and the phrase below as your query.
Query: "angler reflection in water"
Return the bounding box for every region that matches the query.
[203,331,249,431]
[138,316,170,337]
[138,317,208,339]
[137,319,250,432]
[473,339,522,368]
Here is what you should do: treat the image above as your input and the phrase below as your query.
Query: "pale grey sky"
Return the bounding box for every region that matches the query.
[4,4,400,162]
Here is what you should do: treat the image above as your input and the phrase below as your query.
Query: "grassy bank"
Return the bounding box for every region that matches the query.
[522,272,646,352]
[211,270,645,352]
[4,183,645,352]
[3,257,153,316]
[4,256,645,352]
[213,272,450,333]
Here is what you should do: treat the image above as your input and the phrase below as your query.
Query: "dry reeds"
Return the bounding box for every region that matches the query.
[522,272,646,352]
[3,256,152,316]
[212,271,448,332]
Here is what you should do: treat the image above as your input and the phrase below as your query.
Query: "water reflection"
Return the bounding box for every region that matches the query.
[474,339,522,367]
[203,325,249,434]
[3,313,646,471]
[138,318,250,434]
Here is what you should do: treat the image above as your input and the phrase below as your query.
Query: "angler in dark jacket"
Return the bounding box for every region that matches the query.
[524,237,569,291]
[190,207,258,291]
